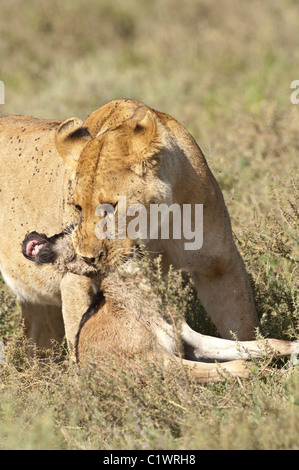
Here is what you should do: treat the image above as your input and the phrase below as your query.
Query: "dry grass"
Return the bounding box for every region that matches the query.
[0,0,298,450]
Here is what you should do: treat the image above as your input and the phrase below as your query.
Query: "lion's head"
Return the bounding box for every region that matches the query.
[55,99,178,267]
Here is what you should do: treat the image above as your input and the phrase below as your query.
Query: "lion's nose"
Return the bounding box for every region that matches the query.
[82,250,105,265]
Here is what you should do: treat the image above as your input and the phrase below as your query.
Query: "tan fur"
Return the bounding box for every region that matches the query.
[0,99,258,354]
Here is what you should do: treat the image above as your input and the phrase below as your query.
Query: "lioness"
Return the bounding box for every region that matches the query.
[0,99,258,354]
[22,231,299,383]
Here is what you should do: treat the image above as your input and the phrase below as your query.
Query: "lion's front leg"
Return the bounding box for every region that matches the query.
[21,302,65,356]
[60,273,95,354]
[192,248,259,341]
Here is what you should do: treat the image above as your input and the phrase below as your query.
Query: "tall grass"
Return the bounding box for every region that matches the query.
[0,0,298,450]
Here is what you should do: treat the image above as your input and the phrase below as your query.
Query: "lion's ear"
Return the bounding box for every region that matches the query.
[55,118,92,170]
[129,110,162,176]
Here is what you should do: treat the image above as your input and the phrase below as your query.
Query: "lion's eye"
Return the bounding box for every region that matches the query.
[95,202,117,218]
[75,204,82,213]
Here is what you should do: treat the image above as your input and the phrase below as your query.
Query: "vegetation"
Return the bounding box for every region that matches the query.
[0,0,298,450]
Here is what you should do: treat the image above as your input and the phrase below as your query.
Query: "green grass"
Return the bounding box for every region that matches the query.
[0,0,298,450]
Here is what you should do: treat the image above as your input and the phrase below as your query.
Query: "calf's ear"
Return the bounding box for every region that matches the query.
[55,118,92,170]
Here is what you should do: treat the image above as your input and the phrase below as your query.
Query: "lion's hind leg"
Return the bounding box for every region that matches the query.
[21,302,65,356]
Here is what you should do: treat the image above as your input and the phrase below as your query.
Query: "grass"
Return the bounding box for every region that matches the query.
[0,0,298,450]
